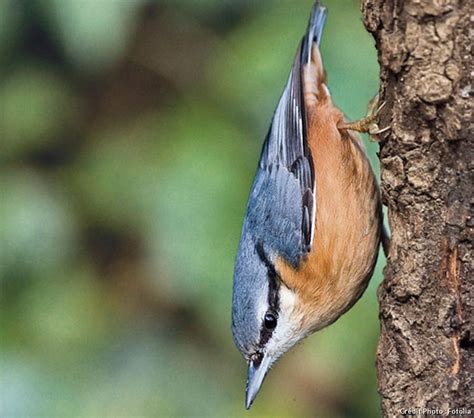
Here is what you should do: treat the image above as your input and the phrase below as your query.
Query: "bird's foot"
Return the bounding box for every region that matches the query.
[338,95,390,142]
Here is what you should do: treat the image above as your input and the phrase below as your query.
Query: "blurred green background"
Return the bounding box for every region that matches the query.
[0,0,384,417]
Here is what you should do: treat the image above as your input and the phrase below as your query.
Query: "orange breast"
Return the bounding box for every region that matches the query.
[276,99,381,330]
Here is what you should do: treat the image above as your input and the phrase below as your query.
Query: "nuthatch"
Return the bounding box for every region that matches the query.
[232,1,385,409]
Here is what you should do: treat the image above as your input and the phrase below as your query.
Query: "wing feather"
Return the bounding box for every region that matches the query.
[244,3,326,265]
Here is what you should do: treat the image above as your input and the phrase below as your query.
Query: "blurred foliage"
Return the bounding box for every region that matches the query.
[0,0,384,417]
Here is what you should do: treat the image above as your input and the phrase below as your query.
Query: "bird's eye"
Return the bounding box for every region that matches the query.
[264,313,277,329]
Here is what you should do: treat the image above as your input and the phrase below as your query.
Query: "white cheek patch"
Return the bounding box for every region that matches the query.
[265,286,304,359]
[279,284,298,310]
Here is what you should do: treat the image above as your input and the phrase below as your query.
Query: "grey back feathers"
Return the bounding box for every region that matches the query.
[232,2,327,355]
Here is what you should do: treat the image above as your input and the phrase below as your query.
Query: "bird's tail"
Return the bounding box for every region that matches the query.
[300,2,328,111]
[301,1,327,64]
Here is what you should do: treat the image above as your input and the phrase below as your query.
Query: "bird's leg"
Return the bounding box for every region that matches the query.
[338,95,390,142]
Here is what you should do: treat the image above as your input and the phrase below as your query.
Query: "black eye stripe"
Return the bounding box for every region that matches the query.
[255,241,277,278]
[255,241,281,349]
[255,241,280,309]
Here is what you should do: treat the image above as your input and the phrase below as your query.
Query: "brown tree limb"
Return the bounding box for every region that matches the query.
[361,1,472,416]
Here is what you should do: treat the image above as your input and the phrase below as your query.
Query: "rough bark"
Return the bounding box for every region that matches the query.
[361,1,472,416]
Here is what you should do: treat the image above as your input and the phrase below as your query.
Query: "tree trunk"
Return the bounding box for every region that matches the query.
[361,1,472,416]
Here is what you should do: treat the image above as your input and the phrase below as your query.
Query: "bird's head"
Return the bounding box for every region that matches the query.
[232,240,317,409]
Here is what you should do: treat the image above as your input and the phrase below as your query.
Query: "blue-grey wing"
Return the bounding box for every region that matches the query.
[244,165,307,267]
[243,64,312,266]
[242,4,326,266]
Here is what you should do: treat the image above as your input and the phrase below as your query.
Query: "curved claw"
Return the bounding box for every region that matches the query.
[374,101,386,116]
[368,124,391,137]
[339,96,390,142]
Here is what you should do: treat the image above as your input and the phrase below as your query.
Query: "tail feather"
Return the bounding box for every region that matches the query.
[301,2,328,112]
[301,2,327,65]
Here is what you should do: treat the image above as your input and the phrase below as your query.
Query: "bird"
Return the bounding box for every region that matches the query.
[231,1,387,410]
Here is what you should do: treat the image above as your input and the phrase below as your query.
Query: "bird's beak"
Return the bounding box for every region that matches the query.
[245,353,273,409]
